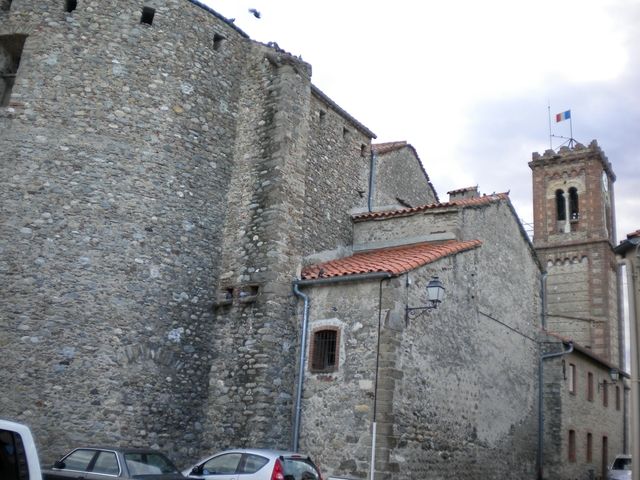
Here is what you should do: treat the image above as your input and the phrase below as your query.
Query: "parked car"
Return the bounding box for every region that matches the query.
[43,447,185,480]
[0,419,43,480]
[608,454,632,480]
[183,448,322,480]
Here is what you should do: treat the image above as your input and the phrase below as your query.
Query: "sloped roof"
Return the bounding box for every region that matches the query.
[301,240,481,280]
[353,193,509,221]
[547,332,628,376]
[627,230,640,239]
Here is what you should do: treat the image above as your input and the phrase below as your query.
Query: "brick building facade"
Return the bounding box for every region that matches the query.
[530,143,627,479]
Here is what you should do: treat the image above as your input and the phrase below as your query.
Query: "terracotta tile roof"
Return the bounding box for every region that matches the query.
[301,240,481,280]
[353,192,509,221]
[372,141,408,155]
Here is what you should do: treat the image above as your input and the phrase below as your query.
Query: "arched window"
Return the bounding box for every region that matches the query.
[569,187,579,220]
[556,189,566,221]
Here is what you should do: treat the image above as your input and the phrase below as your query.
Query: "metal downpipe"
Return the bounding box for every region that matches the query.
[292,283,310,452]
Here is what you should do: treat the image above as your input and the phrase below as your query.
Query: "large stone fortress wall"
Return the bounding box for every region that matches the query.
[0,0,252,462]
[0,0,434,465]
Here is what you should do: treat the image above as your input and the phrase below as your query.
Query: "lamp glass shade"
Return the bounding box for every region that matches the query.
[426,277,445,304]
[610,368,620,381]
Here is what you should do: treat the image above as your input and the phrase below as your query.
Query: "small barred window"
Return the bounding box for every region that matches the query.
[311,329,338,373]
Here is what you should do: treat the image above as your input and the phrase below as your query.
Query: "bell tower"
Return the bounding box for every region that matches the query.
[529,140,620,364]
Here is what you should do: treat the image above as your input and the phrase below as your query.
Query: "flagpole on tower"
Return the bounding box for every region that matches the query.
[569,114,574,148]
[547,103,552,150]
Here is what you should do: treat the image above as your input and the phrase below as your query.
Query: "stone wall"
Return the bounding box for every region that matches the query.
[299,199,542,479]
[0,0,253,463]
[543,347,626,480]
[1,0,438,468]
[373,145,437,209]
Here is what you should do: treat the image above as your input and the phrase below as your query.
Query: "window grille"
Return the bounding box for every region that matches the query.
[311,329,338,372]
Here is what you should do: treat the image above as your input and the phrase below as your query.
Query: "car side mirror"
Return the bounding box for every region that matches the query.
[53,460,66,469]
[191,465,204,475]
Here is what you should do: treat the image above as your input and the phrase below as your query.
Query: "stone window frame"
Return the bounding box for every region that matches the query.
[568,429,576,463]
[309,327,340,374]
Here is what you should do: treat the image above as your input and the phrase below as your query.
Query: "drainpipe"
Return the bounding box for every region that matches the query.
[292,272,392,453]
[368,148,377,212]
[538,341,573,480]
[540,272,548,330]
[621,246,640,480]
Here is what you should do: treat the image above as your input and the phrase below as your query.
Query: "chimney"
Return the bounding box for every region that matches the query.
[447,186,479,203]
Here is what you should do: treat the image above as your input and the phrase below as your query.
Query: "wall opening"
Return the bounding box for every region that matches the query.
[587,371,594,401]
[556,189,566,221]
[586,433,593,462]
[140,6,155,25]
[601,436,608,479]
[568,430,576,462]
[1,0,12,12]
[569,187,579,221]
[310,328,339,373]
[213,33,225,51]
[65,0,77,12]
[0,34,27,107]
[568,363,576,394]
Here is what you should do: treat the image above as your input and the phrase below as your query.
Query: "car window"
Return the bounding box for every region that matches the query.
[0,429,29,480]
[612,457,632,470]
[282,458,320,480]
[238,454,269,474]
[124,452,179,475]
[202,453,242,475]
[92,451,119,475]
[62,449,96,472]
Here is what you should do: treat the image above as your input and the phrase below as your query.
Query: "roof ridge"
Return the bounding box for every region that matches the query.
[353,192,510,221]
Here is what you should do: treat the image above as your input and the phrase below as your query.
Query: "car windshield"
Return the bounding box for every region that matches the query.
[124,452,179,476]
[282,457,320,480]
[612,457,632,470]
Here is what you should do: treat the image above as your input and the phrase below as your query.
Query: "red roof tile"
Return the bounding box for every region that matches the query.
[301,240,481,280]
[353,192,509,221]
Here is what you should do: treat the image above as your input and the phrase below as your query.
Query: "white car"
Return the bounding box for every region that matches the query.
[183,449,322,480]
[608,454,631,480]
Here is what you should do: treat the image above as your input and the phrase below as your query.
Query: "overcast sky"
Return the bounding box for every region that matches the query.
[202,0,639,241]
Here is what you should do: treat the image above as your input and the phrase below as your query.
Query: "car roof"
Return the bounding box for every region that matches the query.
[199,449,312,460]
[65,447,173,455]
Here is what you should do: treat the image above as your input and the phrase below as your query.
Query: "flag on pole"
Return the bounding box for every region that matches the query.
[555,110,571,122]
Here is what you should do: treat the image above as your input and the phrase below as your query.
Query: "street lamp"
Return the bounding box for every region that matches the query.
[598,367,620,391]
[405,276,445,320]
